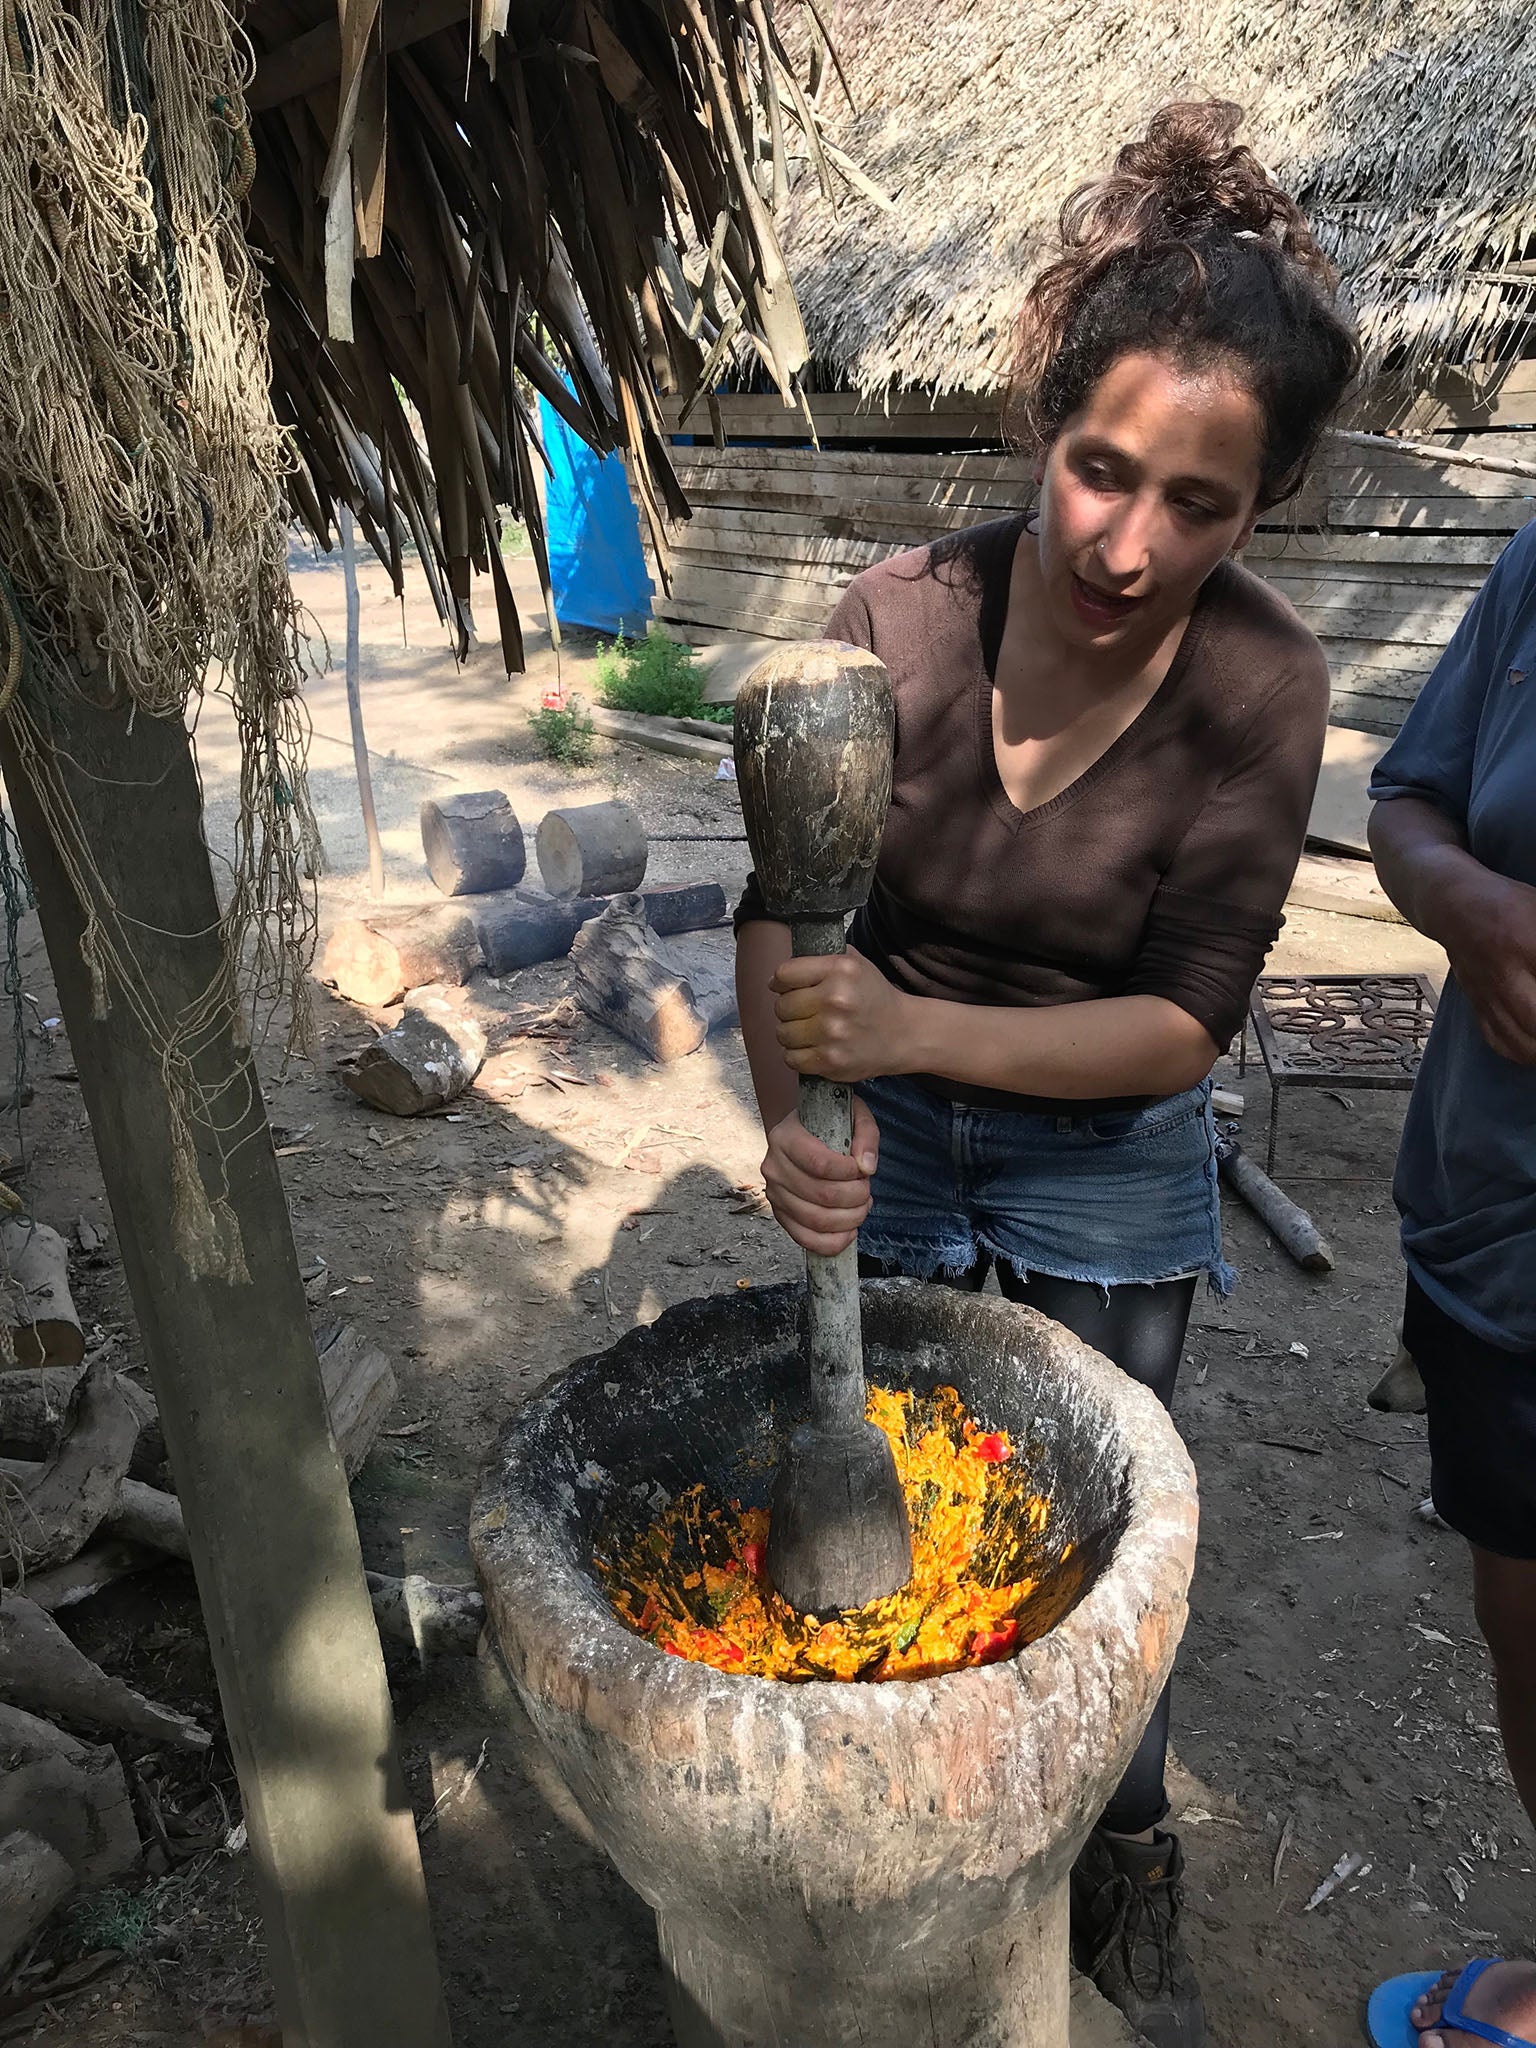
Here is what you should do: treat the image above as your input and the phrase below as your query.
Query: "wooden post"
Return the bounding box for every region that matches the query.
[341,505,386,897]
[0,698,453,2046]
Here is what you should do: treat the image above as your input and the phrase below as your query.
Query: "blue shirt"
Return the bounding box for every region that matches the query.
[1370,520,1536,1351]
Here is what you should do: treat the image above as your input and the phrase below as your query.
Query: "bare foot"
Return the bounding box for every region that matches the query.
[1412,1961,1536,2046]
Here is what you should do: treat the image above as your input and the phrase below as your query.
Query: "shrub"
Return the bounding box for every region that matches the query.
[593,625,730,724]
[530,698,595,767]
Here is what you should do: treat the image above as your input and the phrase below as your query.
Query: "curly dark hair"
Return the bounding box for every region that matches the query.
[1010,101,1361,509]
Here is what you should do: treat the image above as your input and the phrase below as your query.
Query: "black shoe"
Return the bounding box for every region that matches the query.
[1070,1826,1206,2048]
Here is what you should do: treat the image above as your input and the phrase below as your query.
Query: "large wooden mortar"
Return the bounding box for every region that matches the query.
[471,1281,1198,2048]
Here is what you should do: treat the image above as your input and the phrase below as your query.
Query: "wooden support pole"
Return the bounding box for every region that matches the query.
[341,506,386,898]
[0,700,452,2046]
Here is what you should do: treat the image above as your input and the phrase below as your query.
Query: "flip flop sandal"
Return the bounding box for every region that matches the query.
[1367,1960,1536,2048]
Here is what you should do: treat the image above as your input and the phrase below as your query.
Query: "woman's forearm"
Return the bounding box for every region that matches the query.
[895,990,1219,1100]
[735,919,799,1131]
[1367,793,1494,943]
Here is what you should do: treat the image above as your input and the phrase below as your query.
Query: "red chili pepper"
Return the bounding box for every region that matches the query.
[972,1433,1012,1464]
[971,1619,1021,1665]
[742,1539,766,1578]
[637,1595,661,1634]
[663,1643,685,1657]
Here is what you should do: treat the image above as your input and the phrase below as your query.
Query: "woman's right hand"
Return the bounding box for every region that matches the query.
[761,1096,880,1256]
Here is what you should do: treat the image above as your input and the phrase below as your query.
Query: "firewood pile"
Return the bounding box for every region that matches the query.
[324,794,737,1113]
[0,1217,482,1992]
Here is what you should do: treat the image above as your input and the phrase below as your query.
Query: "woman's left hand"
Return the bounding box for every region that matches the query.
[771,948,915,1083]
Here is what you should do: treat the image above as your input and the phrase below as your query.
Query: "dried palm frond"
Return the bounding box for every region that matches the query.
[243,0,853,669]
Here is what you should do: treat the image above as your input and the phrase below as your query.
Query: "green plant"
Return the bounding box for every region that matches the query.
[593,625,730,724]
[530,698,595,767]
[68,1881,170,1955]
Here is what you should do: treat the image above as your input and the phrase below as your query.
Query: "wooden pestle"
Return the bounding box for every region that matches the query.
[733,643,913,1616]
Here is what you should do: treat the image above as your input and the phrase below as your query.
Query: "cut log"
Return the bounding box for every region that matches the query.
[0,1222,84,1371]
[586,705,732,764]
[664,934,739,1034]
[1215,1134,1335,1274]
[420,791,526,897]
[536,799,648,899]
[0,1596,210,1750]
[571,897,726,1063]
[338,991,487,1116]
[117,1375,166,1486]
[639,880,728,935]
[3,1358,138,1578]
[0,1455,191,1564]
[318,1325,397,1477]
[364,1573,485,1660]
[0,1704,140,1884]
[21,1539,160,1613]
[120,1329,393,1491]
[0,1366,84,1457]
[0,1830,74,1973]
[321,902,484,1006]
[109,1479,191,1561]
[469,887,604,974]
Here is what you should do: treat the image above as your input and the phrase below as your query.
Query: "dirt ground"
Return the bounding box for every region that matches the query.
[5,545,1530,2047]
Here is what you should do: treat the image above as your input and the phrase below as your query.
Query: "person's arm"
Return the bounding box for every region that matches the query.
[772,958,1216,1097]
[1368,798,1536,1064]
[1367,524,1536,1064]
[776,635,1331,1101]
[736,918,798,1130]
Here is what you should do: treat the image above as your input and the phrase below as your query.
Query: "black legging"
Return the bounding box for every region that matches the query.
[860,1251,1196,1837]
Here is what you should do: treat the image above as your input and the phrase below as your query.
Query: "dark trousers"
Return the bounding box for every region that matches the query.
[860,1252,1196,1835]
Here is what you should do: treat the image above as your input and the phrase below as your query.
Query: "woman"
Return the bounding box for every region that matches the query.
[735,102,1358,2048]
[1362,521,1536,2048]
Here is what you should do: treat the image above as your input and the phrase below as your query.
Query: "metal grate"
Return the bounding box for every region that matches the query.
[1238,973,1439,1172]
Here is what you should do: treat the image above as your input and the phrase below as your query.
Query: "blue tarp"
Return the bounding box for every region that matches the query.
[538,394,653,636]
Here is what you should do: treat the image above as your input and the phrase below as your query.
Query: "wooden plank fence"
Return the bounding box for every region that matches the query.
[641,381,1536,734]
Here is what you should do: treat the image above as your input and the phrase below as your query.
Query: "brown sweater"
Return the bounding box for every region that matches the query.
[738,514,1330,1110]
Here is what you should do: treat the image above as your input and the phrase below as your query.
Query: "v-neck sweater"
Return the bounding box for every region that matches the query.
[737,513,1330,1112]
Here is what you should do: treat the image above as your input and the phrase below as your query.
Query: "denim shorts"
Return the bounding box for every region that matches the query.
[857,1073,1233,1296]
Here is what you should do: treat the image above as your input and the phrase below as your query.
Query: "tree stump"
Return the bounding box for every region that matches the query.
[0,1830,73,1973]
[0,1222,83,1371]
[0,1705,140,1885]
[320,902,484,1007]
[536,800,647,899]
[0,1366,84,1455]
[420,790,526,897]
[338,991,487,1116]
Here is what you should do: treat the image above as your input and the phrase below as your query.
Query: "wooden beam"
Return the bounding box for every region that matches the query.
[248,0,468,113]
[0,695,451,2046]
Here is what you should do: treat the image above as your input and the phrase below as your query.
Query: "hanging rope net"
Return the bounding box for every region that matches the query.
[0,0,319,1279]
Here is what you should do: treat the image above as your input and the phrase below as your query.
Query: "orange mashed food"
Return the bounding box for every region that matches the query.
[596,1385,1073,1682]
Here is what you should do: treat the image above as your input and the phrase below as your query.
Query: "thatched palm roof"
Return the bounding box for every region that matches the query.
[781,0,1536,396]
[241,0,848,668]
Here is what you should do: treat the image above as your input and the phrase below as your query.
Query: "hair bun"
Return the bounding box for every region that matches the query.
[1114,100,1293,244]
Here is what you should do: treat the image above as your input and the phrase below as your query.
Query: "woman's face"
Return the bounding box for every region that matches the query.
[1033,349,1266,655]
